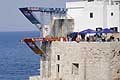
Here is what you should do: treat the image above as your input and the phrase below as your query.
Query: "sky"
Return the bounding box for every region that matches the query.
[0,0,66,31]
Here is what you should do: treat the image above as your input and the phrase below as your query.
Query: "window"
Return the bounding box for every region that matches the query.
[111,12,114,16]
[90,12,93,18]
[88,0,94,2]
[57,55,60,60]
[57,64,60,73]
[116,3,119,5]
[72,63,79,75]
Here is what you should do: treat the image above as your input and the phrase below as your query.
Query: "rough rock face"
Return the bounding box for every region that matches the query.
[30,42,120,80]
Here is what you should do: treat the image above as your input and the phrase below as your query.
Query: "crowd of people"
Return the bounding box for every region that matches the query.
[67,33,120,42]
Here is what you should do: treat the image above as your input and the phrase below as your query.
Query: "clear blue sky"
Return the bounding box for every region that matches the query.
[0,0,66,31]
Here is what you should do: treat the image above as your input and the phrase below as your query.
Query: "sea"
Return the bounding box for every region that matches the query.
[0,31,40,80]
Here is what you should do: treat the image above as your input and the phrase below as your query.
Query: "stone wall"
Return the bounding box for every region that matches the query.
[30,41,120,80]
[50,42,120,80]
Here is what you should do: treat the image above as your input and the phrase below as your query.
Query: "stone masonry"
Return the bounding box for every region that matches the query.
[30,41,120,80]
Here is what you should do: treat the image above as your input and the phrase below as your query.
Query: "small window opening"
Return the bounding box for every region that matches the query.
[57,55,60,60]
[90,12,93,18]
[60,78,62,80]
[57,64,60,72]
[111,12,114,16]
[72,63,79,75]
[88,0,94,2]
[116,3,119,5]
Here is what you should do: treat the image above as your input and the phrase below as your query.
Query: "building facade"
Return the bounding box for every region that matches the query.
[66,1,120,32]
[29,0,120,80]
[30,41,120,80]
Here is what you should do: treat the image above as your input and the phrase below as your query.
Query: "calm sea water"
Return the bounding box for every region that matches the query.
[0,31,40,80]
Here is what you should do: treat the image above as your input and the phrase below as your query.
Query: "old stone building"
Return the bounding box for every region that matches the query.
[30,41,120,80]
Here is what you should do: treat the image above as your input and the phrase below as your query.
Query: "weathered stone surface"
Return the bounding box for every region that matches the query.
[30,42,120,80]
